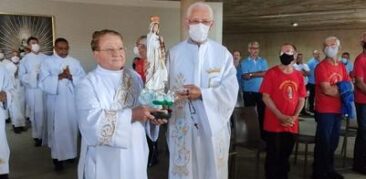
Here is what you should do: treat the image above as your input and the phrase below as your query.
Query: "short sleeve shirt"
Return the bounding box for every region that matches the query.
[315,59,349,113]
[259,66,306,133]
[353,53,366,103]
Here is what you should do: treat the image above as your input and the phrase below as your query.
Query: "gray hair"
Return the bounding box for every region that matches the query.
[186,2,214,20]
[323,36,340,48]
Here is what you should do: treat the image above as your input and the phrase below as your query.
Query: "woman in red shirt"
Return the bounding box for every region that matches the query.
[260,43,306,179]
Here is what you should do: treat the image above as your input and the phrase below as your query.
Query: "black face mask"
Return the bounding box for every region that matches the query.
[280,53,294,65]
[363,41,366,49]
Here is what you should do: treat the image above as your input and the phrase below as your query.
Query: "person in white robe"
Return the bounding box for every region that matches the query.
[0,64,14,179]
[3,51,26,134]
[19,36,47,146]
[76,29,166,179]
[167,2,239,179]
[0,51,10,124]
[39,38,85,171]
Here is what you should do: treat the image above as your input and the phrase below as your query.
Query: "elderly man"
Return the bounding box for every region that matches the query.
[232,50,241,67]
[19,36,48,146]
[312,36,349,179]
[237,41,268,139]
[260,43,306,179]
[0,65,13,179]
[307,49,321,113]
[352,32,366,174]
[39,38,85,171]
[167,2,238,179]
[76,29,166,179]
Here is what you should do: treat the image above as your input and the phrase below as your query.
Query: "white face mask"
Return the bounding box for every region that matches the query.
[133,46,139,57]
[341,58,348,64]
[188,23,210,43]
[11,56,20,63]
[324,46,338,58]
[0,53,4,59]
[31,44,40,53]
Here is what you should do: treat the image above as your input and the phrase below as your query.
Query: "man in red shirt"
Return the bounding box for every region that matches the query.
[260,43,306,179]
[352,32,366,174]
[313,36,349,179]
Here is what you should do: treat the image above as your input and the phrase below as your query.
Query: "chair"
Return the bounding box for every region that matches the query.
[293,133,316,178]
[339,118,357,168]
[229,106,265,179]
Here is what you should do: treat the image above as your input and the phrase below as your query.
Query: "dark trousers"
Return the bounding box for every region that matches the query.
[147,135,158,166]
[265,132,296,179]
[307,83,315,112]
[0,174,9,179]
[243,91,265,139]
[354,103,366,169]
[313,113,342,177]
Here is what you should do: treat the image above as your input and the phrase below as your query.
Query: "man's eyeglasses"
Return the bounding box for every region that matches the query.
[188,19,212,25]
[96,47,125,54]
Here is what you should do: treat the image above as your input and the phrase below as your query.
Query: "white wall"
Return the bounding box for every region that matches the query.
[0,0,222,71]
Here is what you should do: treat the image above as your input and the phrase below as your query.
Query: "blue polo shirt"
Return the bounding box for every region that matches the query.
[307,58,320,84]
[237,56,268,92]
[344,61,353,74]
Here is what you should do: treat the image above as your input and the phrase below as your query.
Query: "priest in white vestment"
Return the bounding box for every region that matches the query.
[3,52,26,134]
[76,29,166,179]
[39,38,85,171]
[19,37,47,146]
[0,64,13,179]
[167,2,238,179]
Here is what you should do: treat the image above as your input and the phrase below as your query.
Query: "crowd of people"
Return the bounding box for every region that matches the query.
[235,35,366,179]
[0,1,366,179]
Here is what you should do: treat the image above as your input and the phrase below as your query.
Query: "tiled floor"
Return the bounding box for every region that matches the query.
[4,115,366,179]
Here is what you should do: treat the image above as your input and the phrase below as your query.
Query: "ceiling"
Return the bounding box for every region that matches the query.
[50,0,366,34]
[222,0,366,33]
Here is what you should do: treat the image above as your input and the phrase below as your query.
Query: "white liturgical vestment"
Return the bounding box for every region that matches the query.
[3,60,26,128]
[76,66,158,179]
[167,39,239,179]
[0,65,13,174]
[19,52,47,139]
[39,54,85,160]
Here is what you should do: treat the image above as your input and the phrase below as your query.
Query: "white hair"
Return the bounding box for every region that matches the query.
[324,36,340,47]
[186,2,214,20]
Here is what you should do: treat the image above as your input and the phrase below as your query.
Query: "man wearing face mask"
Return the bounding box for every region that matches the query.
[38,38,85,171]
[352,32,366,175]
[260,43,306,179]
[312,36,349,179]
[341,52,353,77]
[167,2,238,179]
[19,36,48,147]
[3,51,26,134]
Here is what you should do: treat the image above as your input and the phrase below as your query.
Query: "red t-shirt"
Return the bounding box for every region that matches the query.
[133,58,146,83]
[315,59,349,113]
[353,53,366,103]
[259,66,306,133]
